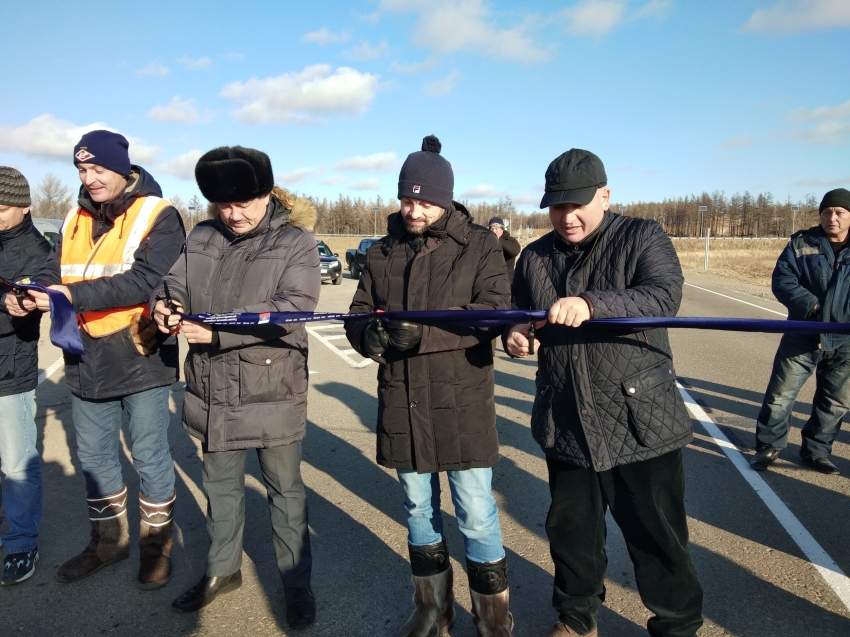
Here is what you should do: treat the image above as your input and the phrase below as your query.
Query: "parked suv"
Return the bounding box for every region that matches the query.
[317,240,342,285]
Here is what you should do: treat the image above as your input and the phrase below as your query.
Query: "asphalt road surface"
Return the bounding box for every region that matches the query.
[2,271,849,637]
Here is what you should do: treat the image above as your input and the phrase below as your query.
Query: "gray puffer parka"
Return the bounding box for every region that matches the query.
[152,191,320,452]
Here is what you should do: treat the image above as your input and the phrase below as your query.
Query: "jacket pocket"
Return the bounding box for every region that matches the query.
[0,336,15,381]
[238,347,293,405]
[531,383,556,450]
[621,360,683,447]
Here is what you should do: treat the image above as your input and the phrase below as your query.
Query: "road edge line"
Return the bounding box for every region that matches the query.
[678,383,850,611]
[684,283,786,316]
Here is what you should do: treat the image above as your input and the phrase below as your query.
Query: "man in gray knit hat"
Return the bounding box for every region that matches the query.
[346,136,514,637]
[0,167,52,585]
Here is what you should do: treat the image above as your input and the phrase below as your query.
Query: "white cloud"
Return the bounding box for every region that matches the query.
[220,65,380,124]
[721,134,756,149]
[460,184,508,199]
[277,167,319,184]
[742,0,850,34]
[156,150,203,181]
[345,41,390,61]
[178,55,212,70]
[426,71,461,97]
[320,175,347,185]
[351,179,381,190]
[514,193,541,206]
[135,59,170,77]
[793,175,850,188]
[381,0,551,63]
[335,152,397,171]
[390,58,438,74]
[784,99,850,145]
[560,0,673,36]
[222,52,245,61]
[302,26,350,44]
[148,97,201,124]
[0,114,159,164]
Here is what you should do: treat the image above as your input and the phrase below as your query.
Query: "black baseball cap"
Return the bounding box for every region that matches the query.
[540,148,607,209]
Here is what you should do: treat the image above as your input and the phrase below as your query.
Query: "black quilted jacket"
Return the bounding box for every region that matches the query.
[511,210,692,471]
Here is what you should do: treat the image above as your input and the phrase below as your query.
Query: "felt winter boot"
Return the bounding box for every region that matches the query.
[57,485,130,583]
[138,491,175,589]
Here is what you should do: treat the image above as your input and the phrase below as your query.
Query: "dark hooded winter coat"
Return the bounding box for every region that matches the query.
[0,215,51,396]
[34,166,184,399]
[345,203,511,474]
[152,192,320,452]
[511,210,692,471]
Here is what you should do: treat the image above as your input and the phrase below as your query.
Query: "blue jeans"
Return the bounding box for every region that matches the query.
[70,386,175,501]
[396,467,505,564]
[0,390,42,554]
[755,333,850,459]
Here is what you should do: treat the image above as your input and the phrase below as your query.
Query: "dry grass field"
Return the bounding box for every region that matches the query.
[316,234,789,288]
[672,238,787,287]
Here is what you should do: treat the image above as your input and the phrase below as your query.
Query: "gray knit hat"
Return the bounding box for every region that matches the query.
[397,135,454,210]
[0,167,32,207]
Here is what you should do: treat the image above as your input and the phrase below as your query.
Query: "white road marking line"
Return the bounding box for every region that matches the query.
[324,334,348,341]
[306,324,374,368]
[684,283,786,317]
[678,383,850,611]
[37,357,64,385]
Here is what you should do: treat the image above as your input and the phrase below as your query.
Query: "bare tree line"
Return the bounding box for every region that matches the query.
[27,173,826,239]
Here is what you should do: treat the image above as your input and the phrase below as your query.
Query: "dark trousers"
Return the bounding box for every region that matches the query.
[545,449,703,637]
[202,441,312,587]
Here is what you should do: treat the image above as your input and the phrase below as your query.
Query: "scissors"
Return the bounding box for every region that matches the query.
[161,280,181,334]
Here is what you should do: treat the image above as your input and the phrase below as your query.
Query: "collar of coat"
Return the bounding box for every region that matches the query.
[381,201,474,255]
[207,187,317,241]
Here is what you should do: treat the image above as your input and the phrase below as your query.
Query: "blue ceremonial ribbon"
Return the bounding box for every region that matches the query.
[0,279,86,355]
[177,308,850,335]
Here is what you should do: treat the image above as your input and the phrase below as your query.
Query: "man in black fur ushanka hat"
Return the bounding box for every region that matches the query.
[153,146,320,628]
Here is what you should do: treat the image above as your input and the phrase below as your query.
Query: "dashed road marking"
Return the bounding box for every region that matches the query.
[679,383,850,612]
[37,357,64,385]
[307,323,373,368]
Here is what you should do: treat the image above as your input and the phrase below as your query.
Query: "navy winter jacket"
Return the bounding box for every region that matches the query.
[772,225,850,350]
[0,215,51,396]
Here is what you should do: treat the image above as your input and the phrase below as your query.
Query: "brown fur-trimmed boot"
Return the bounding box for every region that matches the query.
[57,485,130,583]
[467,557,513,637]
[397,539,455,637]
[138,491,175,590]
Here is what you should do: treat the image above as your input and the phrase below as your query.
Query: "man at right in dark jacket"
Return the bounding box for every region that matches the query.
[750,188,850,475]
[505,149,703,637]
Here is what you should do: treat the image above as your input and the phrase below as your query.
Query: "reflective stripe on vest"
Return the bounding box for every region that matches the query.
[61,196,170,337]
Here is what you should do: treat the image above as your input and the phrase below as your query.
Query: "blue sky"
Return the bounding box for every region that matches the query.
[1,0,848,213]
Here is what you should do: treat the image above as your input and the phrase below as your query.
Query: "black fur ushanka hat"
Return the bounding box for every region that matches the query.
[195,146,274,203]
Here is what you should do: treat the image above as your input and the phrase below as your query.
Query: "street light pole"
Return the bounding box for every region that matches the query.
[371,206,379,236]
[791,205,799,236]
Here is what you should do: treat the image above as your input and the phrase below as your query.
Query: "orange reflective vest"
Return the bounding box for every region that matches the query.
[60,196,171,337]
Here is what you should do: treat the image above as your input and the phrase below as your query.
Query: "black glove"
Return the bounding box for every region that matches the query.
[363,319,389,364]
[387,320,423,351]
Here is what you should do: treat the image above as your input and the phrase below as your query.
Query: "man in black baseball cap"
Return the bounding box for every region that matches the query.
[505,149,703,637]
